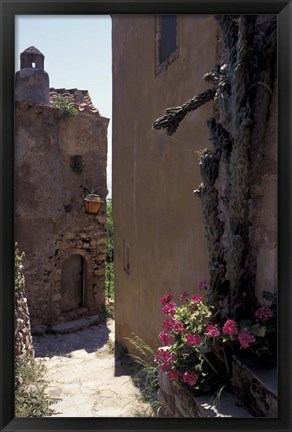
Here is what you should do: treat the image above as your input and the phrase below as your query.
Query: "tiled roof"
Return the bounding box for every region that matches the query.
[50,88,100,116]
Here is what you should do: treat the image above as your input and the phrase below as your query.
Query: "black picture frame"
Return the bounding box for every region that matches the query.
[0,1,291,431]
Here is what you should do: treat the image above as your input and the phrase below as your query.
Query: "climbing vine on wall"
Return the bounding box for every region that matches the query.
[153,15,277,320]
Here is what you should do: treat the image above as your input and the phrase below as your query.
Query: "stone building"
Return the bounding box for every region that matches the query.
[15,47,109,328]
[112,15,277,352]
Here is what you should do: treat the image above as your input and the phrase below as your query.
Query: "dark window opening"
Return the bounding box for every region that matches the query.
[123,242,130,274]
[159,15,177,64]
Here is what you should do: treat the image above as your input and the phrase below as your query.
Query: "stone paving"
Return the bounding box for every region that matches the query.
[33,319,152,417]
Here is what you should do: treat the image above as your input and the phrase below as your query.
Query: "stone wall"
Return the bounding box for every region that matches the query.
[15,287,35,359]
[15,248,34,360]
[158,371,198,417]
[15,101,109,326]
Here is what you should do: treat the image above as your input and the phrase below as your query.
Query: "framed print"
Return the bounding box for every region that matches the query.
[0,1,291,432]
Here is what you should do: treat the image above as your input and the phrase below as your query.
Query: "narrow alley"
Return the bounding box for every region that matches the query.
[33,319,152,417]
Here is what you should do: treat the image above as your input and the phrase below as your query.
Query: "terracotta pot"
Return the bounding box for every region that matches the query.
[83,194,104,215]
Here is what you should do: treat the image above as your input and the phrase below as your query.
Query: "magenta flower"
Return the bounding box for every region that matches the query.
[182,371,198,386]
[179,291,189,301]
[186,333,202,346]
[238,331,256,349]
[160,293,174,306]
[223,319,238,336]
[205,324,220,337]
[172,319,185,334]
[154,348,175,363]
[191,294,203,303]
[162,301,177,316]
[154,348,176,373]
[168,370,179,381]
[162,317,175,331]
[159,330,173,345]
[255,306,273,323]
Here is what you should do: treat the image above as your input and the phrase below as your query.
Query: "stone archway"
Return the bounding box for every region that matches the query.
[50,248,95,323]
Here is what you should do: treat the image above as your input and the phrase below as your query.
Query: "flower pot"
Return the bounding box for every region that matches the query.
[83,194,104,215]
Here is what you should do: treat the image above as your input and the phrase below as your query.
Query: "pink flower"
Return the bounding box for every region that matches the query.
[191,294,203,303]
[172,319,185,334]
[186,333,202,346]
[154,348,175,364]
[160,293,174,306]
[205,324,220,337]
[162,301,177,315]
[168,370,179,381]
[154,348,176,373]
[238,331,256,349]
[198,279,208,290]
[162,317,175,331]
[255,306,273,323]
[162,318,185,333]
[159,330,173,345]
[223,319,238,336]
[182,371,198,386]
[179,291,189,301]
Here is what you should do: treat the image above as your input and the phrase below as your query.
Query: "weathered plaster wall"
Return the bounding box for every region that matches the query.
[15,101,109,326]
[112,15,217,352]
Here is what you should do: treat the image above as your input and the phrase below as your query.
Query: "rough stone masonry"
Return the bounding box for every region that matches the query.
[15,47,109,329]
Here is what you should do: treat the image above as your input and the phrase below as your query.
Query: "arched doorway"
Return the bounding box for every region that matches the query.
[61,254,85,312]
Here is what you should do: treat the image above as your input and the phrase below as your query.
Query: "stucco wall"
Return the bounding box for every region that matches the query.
[112,15,217,352]
[250,81,278,304]
[15,101,109,326]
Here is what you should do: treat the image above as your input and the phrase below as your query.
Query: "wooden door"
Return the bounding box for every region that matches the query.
[61,254,83,312]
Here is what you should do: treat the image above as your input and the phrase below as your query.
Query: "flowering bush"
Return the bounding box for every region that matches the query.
[154,283,276,394]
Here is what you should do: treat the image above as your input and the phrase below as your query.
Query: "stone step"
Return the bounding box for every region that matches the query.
[231,354,277,417]
[49,315,100,334]
[195,389,254,418]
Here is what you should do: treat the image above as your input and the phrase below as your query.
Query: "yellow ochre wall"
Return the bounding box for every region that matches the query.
[112,15,217,352]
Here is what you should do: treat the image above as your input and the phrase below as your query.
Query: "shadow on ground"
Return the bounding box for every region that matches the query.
[33,322,111,357]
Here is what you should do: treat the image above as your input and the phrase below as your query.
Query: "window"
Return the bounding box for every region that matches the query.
[159,15,177,63]
[123,241,130,274]
[155,15,179,75]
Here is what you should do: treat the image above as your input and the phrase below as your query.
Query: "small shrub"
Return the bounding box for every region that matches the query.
[127,335,161,416]
[52,95,78,117]
[15,358,58,417]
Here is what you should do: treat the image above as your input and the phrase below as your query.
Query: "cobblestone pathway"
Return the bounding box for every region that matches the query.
[33,319,151,417]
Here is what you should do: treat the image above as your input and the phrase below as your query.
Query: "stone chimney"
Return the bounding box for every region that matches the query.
[15,46,50,104]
